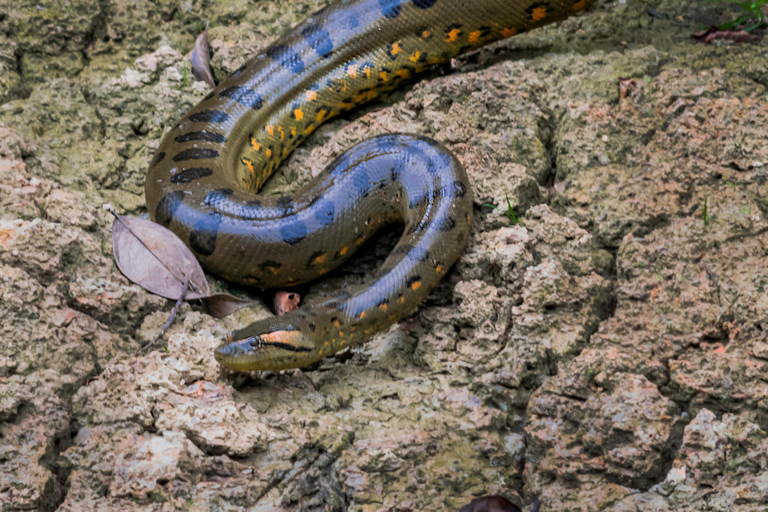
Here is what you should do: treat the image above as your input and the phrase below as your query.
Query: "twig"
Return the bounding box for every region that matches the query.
[137,273,189,354]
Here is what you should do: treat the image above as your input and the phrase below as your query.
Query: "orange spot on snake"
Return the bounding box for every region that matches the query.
[340,246,348,256]
[411,281,422,291]
[266,148,272,158]
[250,138,260,151]
[435,265,442,273]
[469,30,481,43]
[446,28,460,42]
[241,158,255,174]
[379,71,388,82]
[398,297,405,304]
[305,90,318,101]
[409,51,421,63]
[293,108,304,121]
[501,27,517,38]
[312,253,326,265]
[379,304,387,312]
[347,64,358,78]
[531,6,547,21]
[359,311,367,319]
[265,125,274,136]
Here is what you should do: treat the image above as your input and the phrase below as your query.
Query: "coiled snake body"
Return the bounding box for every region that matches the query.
[145,0,593,371]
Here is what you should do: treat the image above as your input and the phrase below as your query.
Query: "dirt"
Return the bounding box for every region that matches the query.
[1,0,768,510]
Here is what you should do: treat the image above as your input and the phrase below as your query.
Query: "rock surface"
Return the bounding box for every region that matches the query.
[2,0,768,510]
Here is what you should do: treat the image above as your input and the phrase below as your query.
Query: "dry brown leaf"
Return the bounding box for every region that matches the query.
[202,293,252,319]
[191,31,216,87]
[274,291,300,316]
[458,495,528,512]
[112,215,252,318]
[112,215,210,299]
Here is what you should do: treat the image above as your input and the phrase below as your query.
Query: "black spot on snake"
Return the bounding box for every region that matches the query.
[277,195,294,215]
[261,341,312,353]
[408,192,430,210]
[189,212,222,256]
[412,0,438,8]
[174,131,227,143]
[353,168,370,198]
[280,220,307,245]
[173,148,220,161]
[436,215,456,231]
[155,190,185,227]
[450,181,467,197]
[314,200,335,227]
[379,0,401,18]
[266,44,305,74]
[170,167,214,184]
[189,110,230,123]
[220,85,265,110]
[302,24,334,59]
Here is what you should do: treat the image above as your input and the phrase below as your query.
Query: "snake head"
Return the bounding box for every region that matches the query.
[215,322,317,372]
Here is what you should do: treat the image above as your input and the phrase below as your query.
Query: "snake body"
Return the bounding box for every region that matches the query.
[145,0,592,371]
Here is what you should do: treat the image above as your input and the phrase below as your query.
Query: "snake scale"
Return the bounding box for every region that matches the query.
[145,0,593,371]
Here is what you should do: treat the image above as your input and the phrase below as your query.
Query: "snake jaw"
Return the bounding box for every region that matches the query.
[215,326,318,371]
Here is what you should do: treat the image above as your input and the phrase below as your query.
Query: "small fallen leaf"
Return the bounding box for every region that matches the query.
[274,291,300,316]
[691,27,761,44]
[191,30,216,87]
[112,215,209,299]
[458,496,522,512]
[202,293,251,319]
[112,215,251,319]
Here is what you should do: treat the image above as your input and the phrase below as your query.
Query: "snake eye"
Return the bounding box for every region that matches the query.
[246,336,261,348]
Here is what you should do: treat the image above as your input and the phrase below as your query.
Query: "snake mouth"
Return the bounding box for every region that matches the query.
[215,328,316,372]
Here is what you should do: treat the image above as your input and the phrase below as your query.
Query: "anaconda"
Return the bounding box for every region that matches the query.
[145,0,593,371]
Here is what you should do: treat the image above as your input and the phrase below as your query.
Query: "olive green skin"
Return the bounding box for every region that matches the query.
[145,0,593,371]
